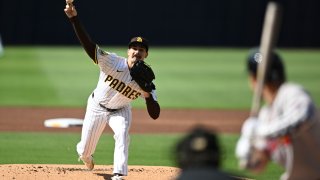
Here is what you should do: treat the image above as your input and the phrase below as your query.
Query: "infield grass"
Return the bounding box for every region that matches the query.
[0,46,319,108]
[0,132,283,180]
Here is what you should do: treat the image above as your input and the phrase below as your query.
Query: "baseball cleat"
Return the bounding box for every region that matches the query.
[111,173,123,180]
[78,155,94,170]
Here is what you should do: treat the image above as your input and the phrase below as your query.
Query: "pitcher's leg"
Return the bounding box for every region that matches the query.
[77,103,108,160]
[109,108,132,176]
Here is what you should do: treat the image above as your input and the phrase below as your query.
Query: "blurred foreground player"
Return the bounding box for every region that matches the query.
[175,127,235,180]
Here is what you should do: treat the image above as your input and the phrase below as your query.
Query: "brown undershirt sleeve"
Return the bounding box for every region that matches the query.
[145,96,160,120]
[69,16,96,62]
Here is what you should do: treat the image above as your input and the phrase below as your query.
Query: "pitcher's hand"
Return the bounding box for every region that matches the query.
[64,2,77,18]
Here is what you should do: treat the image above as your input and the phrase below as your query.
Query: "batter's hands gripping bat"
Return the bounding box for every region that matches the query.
[245,1,283,170]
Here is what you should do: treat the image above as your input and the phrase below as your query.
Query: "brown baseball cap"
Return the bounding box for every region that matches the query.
[128,36,149,52]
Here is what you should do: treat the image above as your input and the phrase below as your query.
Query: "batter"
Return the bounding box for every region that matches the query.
[64,3,160,180]
[236,49,320,180]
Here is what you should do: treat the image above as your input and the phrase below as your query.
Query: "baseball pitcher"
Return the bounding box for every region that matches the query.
[64,2,160,180]
[235,49,320,180]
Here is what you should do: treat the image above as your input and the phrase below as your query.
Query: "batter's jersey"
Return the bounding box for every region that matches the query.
[91,46,157,109]
[255,83,320,179]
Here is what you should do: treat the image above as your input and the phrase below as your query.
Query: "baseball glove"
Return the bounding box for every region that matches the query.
[130,60,155,92]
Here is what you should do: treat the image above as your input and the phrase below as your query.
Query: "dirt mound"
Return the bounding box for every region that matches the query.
[0,164,180,180]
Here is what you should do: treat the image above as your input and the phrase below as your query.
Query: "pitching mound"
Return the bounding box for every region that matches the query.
[0,164,180,180]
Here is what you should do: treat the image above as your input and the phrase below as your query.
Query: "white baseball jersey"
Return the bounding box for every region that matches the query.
[92,46,157,109]
[254,83,320,180]
[77,46,157,176]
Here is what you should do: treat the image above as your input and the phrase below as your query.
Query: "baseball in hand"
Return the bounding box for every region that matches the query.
[66,0,74,4]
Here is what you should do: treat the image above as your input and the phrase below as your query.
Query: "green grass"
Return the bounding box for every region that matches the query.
[0,132,283,180]
[0,46,319,108]
[0,46,317,179]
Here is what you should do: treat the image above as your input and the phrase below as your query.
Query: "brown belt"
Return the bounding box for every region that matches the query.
[91,93,118,112]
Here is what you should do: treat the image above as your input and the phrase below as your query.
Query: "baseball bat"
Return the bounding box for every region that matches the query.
[240,2,283,170]
[250,1,282,117]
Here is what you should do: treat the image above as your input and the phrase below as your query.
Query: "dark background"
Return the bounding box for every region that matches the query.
[0,0,319,47]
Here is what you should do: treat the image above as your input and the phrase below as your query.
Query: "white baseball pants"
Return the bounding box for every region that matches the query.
[76,95,132,175]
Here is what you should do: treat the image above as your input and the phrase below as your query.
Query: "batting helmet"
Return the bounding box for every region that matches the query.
[247,48,286,84]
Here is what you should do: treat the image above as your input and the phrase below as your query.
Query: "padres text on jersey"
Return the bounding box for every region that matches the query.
[104,75,141,100]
